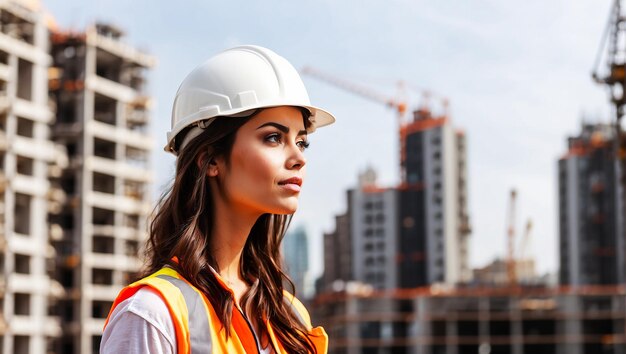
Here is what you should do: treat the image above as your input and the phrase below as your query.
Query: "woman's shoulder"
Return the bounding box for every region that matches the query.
[125,287,173,320]
[108,286,175,335]
[101,287,176,353]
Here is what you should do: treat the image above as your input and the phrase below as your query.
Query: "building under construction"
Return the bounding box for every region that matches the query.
[320,105,470,294]
[48,21,155,354]
[0,1,155,352]
[312,285,626,354]
[0,1,68,353]
[558,123,624,286]
[398,107,470,287]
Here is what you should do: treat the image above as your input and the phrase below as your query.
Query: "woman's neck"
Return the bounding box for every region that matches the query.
[209,200,261,285]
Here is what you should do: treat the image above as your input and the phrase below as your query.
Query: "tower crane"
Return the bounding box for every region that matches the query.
[301,66,447,184]
[592,0,626,241]
[301,66,408,120]
[506,189,518,285]
[517,219,533,283]
[506,189,535,285]
[518,220,533,264]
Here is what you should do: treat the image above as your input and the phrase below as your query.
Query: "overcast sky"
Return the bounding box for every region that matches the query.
[44,0,615,280]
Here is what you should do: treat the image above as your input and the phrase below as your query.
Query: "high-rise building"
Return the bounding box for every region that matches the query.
[399,107,470,287]
[283,225,310,297]
[321,197,352,294]
[48,23,155,354]
[0,3,154,354]
[558,122,624,286]
[351,167,399,290]
[321,167,398,292]
[320,108,470,292]
[0,1,68,353]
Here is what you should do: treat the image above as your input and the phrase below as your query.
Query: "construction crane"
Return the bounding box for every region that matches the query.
[592,0,626,243]
[517,219,533,283]
[506,189,535,285]
[506,189,518,285]
[518,220,533,264]
[301,66,447,183]
[301,66,410,182]
[301,66,408,120]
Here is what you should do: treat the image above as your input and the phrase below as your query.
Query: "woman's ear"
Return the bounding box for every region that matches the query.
[195,150,219,177]
[207,157,219,177]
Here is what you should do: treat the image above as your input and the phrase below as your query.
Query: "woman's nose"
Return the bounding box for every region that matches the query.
[286,143,306,170]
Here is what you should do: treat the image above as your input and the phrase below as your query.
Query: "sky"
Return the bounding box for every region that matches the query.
[43,0,615,281]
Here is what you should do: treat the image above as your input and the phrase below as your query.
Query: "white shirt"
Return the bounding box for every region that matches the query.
[100,287,176,354]
[100,286,274,353]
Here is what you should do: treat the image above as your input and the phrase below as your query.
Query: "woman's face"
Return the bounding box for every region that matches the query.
[212,106,309,216]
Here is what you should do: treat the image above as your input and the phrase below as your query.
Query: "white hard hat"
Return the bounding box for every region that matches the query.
[165,45,336,155]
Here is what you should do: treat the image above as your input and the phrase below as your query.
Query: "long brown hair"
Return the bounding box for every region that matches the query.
[143,108,317,353]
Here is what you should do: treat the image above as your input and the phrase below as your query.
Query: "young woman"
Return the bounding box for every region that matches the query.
[100,45,335,353]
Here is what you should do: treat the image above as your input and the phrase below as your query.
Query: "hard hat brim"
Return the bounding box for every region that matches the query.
[163,103,335,155]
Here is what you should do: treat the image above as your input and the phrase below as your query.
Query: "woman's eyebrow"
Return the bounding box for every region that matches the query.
[256,122,307,136]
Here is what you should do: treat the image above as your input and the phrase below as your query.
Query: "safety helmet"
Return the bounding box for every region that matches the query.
[164,45,336,155]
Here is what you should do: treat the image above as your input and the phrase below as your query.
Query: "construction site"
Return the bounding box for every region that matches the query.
[0,0,622,353]
[312,96,626,353]
[311,1,626,353]
[312,285,626,354]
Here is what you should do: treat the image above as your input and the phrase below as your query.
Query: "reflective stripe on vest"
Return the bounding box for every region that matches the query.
[283,295,308,328]
[105,267,329,353]
[156,274,212,354]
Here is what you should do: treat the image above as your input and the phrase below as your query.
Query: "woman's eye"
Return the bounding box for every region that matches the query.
[265,133,309,151]
[297,140,310,151]
[266,133,281,143]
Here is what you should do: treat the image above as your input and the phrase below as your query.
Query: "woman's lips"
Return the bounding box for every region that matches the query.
[279,183,301,192]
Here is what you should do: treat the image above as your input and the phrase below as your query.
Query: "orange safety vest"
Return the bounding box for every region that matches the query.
[103,266,328,353]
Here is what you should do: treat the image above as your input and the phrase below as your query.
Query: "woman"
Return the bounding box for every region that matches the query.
[100,45,335,353]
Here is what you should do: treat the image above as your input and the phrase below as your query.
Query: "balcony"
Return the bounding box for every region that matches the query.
[125,95,150,127]
[86,74,135,102]
[126,107,148,126]
[88,156,153,182]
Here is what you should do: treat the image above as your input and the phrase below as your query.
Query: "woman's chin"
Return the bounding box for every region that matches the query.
[270,202,298,215]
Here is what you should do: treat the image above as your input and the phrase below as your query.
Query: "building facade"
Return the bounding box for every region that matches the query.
[558,123,624,286]
[321,108,470,293]
[399,108,470,287]
[0,1,67,353]
[48,23,154,354]
[351,167,399,290]
[321,167,399,292]
[321,194,352,294]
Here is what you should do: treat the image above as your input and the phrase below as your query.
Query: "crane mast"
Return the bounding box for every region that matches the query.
[593,0,626,247]
[506,189,518,285]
